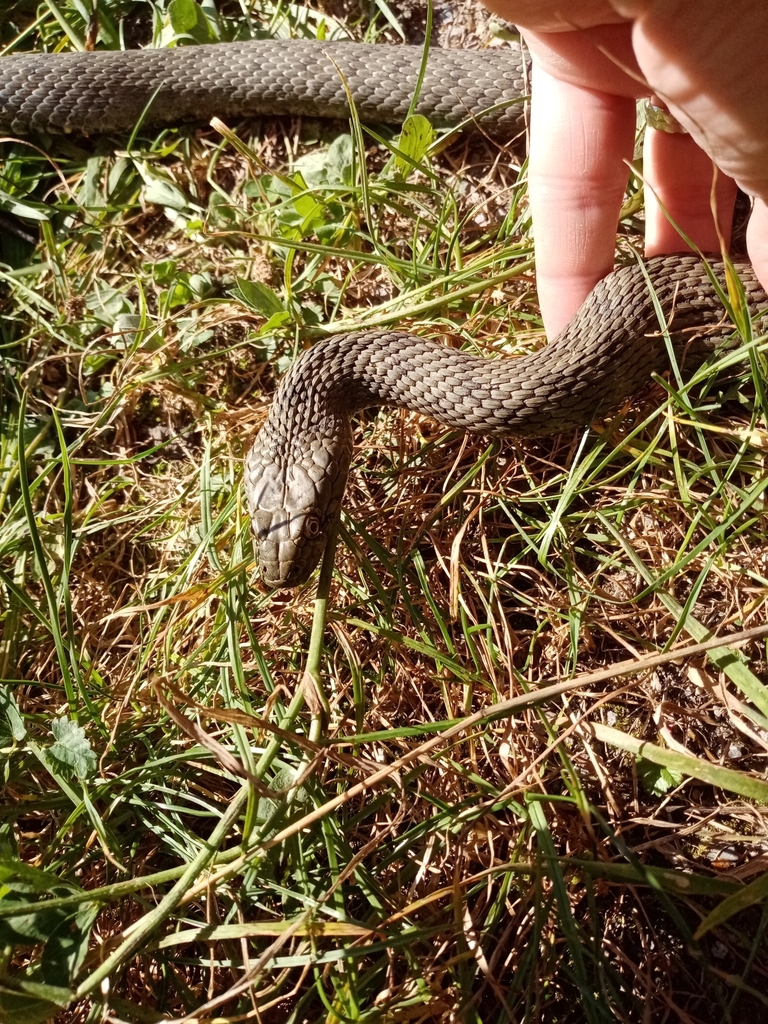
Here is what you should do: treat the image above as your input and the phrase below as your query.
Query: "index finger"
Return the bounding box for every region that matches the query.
[527,63,636,337]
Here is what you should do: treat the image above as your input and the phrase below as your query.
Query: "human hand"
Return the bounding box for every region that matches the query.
[480,1,768,337]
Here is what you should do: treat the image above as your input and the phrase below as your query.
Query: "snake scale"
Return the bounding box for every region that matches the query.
[1,40,765,586]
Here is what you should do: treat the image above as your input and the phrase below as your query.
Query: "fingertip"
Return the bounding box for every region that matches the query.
[538,270,615,338]
[528,66,636,337]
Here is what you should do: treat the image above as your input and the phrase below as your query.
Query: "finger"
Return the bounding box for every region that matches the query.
[528,62,636,337]
[746,199,768,298]
[480,0,626,32]
[624,1,768,201]
[523,23,643,98]
[643,127,737,256]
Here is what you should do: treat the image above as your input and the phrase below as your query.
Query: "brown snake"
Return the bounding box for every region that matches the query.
[1,41,764,586]
[245,256,766,585]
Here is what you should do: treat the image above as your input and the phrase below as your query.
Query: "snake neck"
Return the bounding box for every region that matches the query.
[273,255,764,441]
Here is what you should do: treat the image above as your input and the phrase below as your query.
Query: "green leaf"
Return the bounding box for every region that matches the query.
[258,173,327,237]
[0,981,71,1024]
[168,0,200,33]
[0,854,95,988]
[142,177,190,212]
[85,279,134,324]
[149,259,177,284]
[0,188,50,222]
[257,311,292,334]
[0,718,13,747]
[591,722,768,803]
[694,871,768,939]
[167,0,213,42]
[41,903,99,987]
[160,280,193,311]
[48,719,97,780]
[0,903,70,946]
[295,134,354,187]
[394,115,435,177]
[0,687,26,743]
[112,313,145,351]
[0,858,71,894]
[293,194,326,233]
[187,272,214,299]
[636,757,683,797]
[326,133,355,185]
[233,279,285,316]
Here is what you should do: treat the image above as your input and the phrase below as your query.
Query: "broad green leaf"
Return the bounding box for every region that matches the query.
[636,757,683,797]
[257,311,292,335]
[0,687,26,743]
[0,718,13,747]
[295,134,354,186]
[258,173,327,237]
[326,133,355,185]
[394,115,435,177]
[293,196,326,233]
[233,279,285,316]
[187,272,214,298]
[142,177,191,212]
[112,313,144,351]
[0,981,71,1024]
[160,280,194,311]
[168,0,199,33]
[86,279,134,324]
[167,0,213,42]
[49,719,97,780]
[149,259,177,284]
[0,904,70,946]
[0,858,71,894]
[41,903,100,987]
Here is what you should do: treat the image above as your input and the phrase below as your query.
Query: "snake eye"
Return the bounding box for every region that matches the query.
[303,514,321,538]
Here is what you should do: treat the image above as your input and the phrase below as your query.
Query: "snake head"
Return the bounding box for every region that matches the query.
[244,414,353,588]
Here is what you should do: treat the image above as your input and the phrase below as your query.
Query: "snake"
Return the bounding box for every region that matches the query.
[0,40,528,137]
[1,40,765,587]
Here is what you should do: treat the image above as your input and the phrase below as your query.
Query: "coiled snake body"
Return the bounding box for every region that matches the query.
[1,41,764,586]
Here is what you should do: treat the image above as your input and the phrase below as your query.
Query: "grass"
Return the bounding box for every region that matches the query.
[1,1,768,1021]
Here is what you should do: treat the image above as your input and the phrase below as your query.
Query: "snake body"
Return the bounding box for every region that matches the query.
[1,41,764,586]
[0,40,527,137]
[245,256,766,585]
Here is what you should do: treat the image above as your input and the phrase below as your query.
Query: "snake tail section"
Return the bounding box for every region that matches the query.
[245,256,767,587]
[0,41,528,138]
